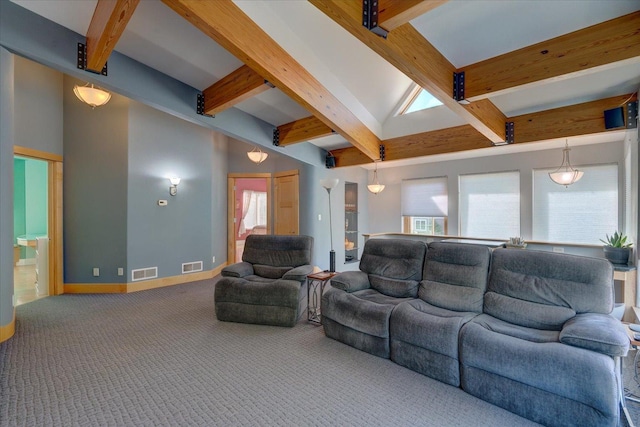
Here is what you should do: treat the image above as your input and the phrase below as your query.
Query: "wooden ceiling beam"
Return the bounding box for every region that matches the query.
[203,65,273,116]
[331,94,636,167]
[461,11,640,100]
[377,0,448,32]
[162,0,381,160]
[309,0,506,144]
[86,0,140,73]
[276,116,334,147]
[510,93,637,144]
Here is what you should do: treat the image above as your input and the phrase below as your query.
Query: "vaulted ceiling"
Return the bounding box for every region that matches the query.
[12,0,640,168]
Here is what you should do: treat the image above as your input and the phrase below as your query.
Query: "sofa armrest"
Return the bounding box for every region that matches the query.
[560,313,630,357]
[282,265,314,283]
[221,262,254,278]
[331,271,371,293]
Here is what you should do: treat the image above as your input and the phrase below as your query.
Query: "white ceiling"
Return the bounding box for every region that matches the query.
[11,0,640,165]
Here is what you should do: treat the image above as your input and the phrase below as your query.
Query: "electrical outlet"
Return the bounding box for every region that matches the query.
[117,268,124,276]
[552,247,564,253]
[212,256,216,264]
[93,267,100,277]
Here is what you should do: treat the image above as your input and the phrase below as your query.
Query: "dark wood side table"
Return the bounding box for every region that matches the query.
[307,271,338,324]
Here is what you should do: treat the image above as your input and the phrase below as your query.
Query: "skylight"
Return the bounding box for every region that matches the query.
[401,89,443,115]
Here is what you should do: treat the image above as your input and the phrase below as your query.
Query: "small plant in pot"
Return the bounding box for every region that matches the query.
[600,231,633,265]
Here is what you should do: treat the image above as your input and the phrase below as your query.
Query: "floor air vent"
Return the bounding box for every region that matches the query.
[131,267,158,282]
[182,261,203,274]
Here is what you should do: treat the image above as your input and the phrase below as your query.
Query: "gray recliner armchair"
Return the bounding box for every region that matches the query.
[215,234,313,327]
[322,238,427,358]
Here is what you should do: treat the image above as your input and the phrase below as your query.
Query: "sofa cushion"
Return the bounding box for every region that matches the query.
[253,264,291,279]
[359,239,426,281]
[560,313,629,357]
[487,249,614,325]
[331,270,370,293]
[322,287,409,338]
[369,274,419,298]
[215,277,301,308]
[467,313,560,344]
[484,292,576,331]
[242,234,313,267]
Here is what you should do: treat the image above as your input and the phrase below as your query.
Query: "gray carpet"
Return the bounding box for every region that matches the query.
[0,277,622,427]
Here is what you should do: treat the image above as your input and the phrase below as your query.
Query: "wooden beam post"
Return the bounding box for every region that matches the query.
[203,65,273,116]
[309,0,506,144]
[86,0,140,73]
[377,0,448,32]
[275,116,333,147]
[163,0,381,160]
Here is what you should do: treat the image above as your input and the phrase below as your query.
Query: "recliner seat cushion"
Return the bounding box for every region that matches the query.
[242,234,313,267]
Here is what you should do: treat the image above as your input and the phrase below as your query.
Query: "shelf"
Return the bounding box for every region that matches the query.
[345,182,358,264]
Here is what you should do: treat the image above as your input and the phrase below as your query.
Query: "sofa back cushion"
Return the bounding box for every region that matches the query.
[419,242,491,313]
[359,239,427,298]
[243,235,313,268]
[485,249,614,330]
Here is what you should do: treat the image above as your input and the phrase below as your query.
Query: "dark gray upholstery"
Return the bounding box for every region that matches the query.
[459,248,629,427]
[215,235,313,327]
[322,239,427,358]
[390,242,491,386]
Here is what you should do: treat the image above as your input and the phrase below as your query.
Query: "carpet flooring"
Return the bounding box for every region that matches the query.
[0,277,632,426]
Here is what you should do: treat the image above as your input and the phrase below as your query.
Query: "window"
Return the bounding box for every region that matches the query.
[459,171,520,239]
[397,85,443,116]
[401,177,448,235]
[533,164,618,244]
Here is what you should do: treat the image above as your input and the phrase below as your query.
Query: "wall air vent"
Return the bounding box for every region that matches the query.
[131,267,158,282]
[182,261,203,274]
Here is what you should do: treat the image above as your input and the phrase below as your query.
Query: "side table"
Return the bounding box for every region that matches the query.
[307,271,338,324]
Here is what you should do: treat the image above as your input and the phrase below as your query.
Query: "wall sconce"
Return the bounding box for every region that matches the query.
[247,146,268,164]
[169,177,181,196]
[73,83,111,108]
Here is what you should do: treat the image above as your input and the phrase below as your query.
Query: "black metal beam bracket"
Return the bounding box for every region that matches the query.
[379,144,386,161]
[273,128,280,146]
[628,101,638,129]
[196,93,214,118]
[76,42,108,76]
[362,0,388,39]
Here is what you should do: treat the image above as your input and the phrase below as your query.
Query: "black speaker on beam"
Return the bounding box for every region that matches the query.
[325,153,336,169]
[604,106,625,129]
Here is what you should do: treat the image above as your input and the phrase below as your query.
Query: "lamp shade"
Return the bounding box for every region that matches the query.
[247,147,268,164]
[548,141,584,187]
[320,178,339,190]
[73,83,111,108]
[367,183,385,194]
[169,177,181,186]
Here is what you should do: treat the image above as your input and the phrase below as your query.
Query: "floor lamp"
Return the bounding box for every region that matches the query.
[320,178,339,272]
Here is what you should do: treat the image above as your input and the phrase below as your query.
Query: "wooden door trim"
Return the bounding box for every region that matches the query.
[13,146,64,295]
[274,169,299,178]
[227,173,272,264]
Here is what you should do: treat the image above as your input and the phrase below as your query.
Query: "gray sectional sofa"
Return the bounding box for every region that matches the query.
[323,238,630,427]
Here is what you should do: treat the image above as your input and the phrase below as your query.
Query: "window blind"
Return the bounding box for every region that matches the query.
[533,163,618,244]
[459,171,520,239]
[401,177,448,217]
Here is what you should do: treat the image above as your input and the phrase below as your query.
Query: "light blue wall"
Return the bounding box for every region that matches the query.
[14,56,63,155]
[24,158,47,236]
[63,75,129,283]
[0,47,16,327]
[127,101,226,277]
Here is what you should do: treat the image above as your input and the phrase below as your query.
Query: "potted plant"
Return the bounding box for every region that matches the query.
[600,231,633,265]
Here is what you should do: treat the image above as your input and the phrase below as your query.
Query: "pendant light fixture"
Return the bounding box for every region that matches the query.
[73,83,111,108]
[548,141,584,187]
[367,161,385,195]
[247,146,268,165]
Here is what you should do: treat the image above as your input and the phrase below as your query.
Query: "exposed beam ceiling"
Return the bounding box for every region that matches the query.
[276,116,334,147]
[377,0,448,32]
[162,0,381,160]
[511,93,637,144]
[331,93,636,167]
[462,11,640,100]
[308,0,507,144]
[86,0,140,73]
[203,65,273,116]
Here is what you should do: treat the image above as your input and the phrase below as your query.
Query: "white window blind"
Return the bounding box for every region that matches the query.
[459,171,520,239]
[401,177,448,217]
[533,164,618,244]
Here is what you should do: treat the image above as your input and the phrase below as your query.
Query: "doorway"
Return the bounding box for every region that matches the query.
[227,174,272,264]
[13,146,64,302]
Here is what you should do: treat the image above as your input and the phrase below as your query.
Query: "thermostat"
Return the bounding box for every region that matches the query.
[158,200,168,206]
